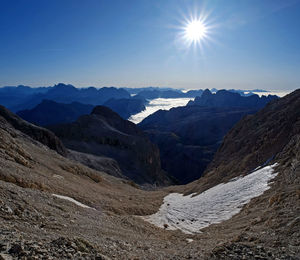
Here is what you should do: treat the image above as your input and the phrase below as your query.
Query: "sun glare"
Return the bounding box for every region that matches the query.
[177,10,213,51]
[185,20,206,42]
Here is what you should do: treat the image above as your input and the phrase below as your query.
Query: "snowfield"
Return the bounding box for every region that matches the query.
[142,164,278,234]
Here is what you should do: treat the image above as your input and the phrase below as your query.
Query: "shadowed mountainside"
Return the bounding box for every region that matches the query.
[49,106,171,185]
[139,106,257,184]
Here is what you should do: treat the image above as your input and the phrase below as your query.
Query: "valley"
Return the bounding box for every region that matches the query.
[0,85,299,259]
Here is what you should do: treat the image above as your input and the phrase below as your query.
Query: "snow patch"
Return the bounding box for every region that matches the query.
[142,164,278,234]
[52,194,93,209]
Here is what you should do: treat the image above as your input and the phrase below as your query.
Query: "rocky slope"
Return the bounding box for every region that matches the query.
[17,99,94,126]
[49,106,171,185]
[0,105,183,259]
[67,150,124,179]
[0,105,66,156]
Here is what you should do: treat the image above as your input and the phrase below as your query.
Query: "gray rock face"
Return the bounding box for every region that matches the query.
[49,106,171,185]
[67,150,124,179]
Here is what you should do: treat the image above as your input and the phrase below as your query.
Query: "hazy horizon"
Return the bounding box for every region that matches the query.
[0,83,296,93]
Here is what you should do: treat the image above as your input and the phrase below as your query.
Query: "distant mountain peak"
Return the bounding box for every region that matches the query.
[54,83,76,88]
[188,89,278,108]
[202,88,213,97]
[51,83,77,92]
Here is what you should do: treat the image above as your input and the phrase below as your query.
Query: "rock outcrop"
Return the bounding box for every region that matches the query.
[49,106,171,185]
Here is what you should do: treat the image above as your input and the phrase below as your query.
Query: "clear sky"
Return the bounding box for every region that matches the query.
[1,0,299,90]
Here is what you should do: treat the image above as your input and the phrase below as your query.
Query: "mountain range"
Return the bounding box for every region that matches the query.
[1,83,130,112]
[187,89,278,108]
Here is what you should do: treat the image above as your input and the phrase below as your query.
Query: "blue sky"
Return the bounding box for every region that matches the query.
[0,0,299,90]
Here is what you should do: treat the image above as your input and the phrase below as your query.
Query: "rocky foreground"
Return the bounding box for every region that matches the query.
[0,91,299,259]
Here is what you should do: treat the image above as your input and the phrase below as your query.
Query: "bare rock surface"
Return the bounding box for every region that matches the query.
[67,149,125,179]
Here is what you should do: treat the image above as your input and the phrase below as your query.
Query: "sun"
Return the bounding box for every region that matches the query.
[185,19,207,43]
[176,10,213,50]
